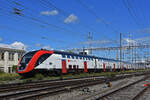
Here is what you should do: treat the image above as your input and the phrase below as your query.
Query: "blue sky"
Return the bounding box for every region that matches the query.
[0,0,150,54]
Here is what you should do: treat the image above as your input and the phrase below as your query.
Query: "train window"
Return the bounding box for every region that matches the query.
[80,56,82,59]
[20,51,37,64]
[69,65,72,70]
[83,57,85,60]
[76,56,79,59]
[67,55,70,58]
[35,54,51,66]
[74,56,77,59]
[71,56,74,59]
[62,54,65,58]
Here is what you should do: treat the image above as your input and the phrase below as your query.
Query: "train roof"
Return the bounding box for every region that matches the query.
[53,50,130,63]
[27,49,131,64]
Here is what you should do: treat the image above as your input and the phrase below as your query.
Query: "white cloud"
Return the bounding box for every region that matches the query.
[10,41,27,50]
[40,10,59,16]
[0,37,2,41]
[64,14,78,23]
[124,38,136,45]
[0,41,26,50]
[0,43,10,48]
[42,45,51,50]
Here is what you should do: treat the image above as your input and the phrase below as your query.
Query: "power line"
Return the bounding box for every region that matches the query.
[38,0,98,38]
[0,0,86,50]
[0,3,69,45]
[132,0,149,26]
[76,0,120,34]
[4,0,81,36]
[43,0,98,33]
[122,0,143,27]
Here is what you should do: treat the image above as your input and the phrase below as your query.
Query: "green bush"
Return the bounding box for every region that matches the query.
[12,65,18,72]
[0,73,21,81]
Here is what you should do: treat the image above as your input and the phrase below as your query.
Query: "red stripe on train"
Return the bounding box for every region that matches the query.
[18,50,54,73]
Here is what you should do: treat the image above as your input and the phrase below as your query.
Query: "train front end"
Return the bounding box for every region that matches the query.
[17,50,53,77]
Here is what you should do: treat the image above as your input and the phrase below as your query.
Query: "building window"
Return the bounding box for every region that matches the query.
[9,53,14,61]
[0,52,4,60]
[18,53,23,60]
[0,67,4,72]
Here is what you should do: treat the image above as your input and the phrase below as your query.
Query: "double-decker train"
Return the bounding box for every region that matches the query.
[17,49,139,77]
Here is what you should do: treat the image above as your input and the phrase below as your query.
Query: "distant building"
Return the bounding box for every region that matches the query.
[0,47,25,73]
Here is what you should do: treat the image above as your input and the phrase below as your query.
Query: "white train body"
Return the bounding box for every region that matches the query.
[17,50,135,76]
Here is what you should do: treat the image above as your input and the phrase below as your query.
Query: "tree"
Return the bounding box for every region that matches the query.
[12,65,17,73]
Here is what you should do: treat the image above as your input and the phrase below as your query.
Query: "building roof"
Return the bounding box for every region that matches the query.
[0,47,26,53]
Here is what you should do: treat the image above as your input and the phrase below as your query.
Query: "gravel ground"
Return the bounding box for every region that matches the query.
[100,77,148,100]
[137,85,150,100]
[42,75,145,100]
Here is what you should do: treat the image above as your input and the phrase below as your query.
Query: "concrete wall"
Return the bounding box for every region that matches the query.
[0,48,25,73]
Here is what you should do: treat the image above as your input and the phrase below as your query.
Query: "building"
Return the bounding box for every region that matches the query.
[0,47,25,73]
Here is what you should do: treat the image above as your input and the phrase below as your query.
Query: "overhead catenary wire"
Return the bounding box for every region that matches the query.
[76,0,120,34]
[0,2,69,45]
[40,0,98,34]
[1,0,86,49]
[129,0,149,26]
[122,0,143,27]
[11,0,89,38]
[4,0,84,37]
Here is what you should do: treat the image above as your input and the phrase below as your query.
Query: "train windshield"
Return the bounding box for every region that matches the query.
[20,51,37,64]
[19,51,37,71]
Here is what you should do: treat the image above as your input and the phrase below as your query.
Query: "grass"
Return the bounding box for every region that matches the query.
[0,69,150,83]
[0,72,21,82]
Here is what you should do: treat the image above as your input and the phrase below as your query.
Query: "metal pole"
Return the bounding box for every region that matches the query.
[120,33,122,70]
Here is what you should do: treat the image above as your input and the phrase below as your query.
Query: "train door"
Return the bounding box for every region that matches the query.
[103,63,106,72]
[113,64,115,72]
[84,61,88,72]
[62,60,67,73]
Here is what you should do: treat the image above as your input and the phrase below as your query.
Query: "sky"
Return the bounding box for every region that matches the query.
[0,0,150,54]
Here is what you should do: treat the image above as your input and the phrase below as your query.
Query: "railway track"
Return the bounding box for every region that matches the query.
[94,75,150,100]
[0,71,147,92]
[0,72,149,100]
[0,78,106,100]
[132,83,150,100]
